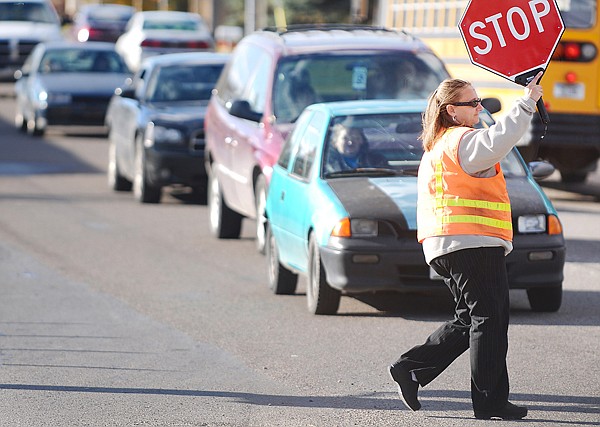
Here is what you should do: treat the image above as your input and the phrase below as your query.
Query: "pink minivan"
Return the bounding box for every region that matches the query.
[204,25,450,253]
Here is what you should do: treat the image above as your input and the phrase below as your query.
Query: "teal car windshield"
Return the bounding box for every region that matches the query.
[321,110,527,178]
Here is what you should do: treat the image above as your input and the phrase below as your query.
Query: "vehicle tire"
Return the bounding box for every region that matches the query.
[560,171,587,184]
[207,169,242,239]
[108,139,132,192]
[307,233,341,315]
[15,108,27,133]
[26,113,45,137]
[527,283,562,312]
[266,222,298,295]
[133,135,161,203]
[516,144,538,163]
[254,174,268,254]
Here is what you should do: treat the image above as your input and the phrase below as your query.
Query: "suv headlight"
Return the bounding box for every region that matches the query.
[144,122,183,147]
[44,91,72,105]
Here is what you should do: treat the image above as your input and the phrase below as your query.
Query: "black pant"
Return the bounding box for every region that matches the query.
[394,247,510,411]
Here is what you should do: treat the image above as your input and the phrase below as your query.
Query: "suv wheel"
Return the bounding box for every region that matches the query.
[255,175,268,254]
[307,233,341,315]
[15,107,27,132]
[27,113,45,137]
[108,138,132,191]
[266,222,297,294]
[133,135,161,203]
[208,169,242,239]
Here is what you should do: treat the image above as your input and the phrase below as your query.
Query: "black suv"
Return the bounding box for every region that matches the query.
[204,25,450,252]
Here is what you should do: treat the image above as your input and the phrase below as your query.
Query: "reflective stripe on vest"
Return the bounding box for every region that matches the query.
[417,127,513,242]
[433,160,512,231]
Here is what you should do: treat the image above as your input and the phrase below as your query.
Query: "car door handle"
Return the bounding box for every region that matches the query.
[280,191,285,201]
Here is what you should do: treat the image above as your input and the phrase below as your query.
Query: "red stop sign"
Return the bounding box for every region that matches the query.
[459,0,565,82]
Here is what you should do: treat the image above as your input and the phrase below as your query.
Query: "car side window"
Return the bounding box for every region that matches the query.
[242,51,271,114]
[214,42,267,107]
[278,109,313,170]
[291,111,326,179]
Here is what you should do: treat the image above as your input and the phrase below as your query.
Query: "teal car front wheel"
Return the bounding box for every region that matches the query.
[307,233,341,315]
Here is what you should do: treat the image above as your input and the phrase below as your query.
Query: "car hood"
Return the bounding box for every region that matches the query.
[38,74,131,93]
[0,22,62,40]
[327,176,552,233]
[506,178,552,216]
[327,176,418,230]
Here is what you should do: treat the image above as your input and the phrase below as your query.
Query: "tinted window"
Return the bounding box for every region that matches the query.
[0,1,58,24]
[240,50,272,113]
[273,51,448,123]
[556,0,596,28]
[87,6,134,23]
[215,42,268,106]
[147,63,225,102]
[143,19,199,31]
[39,49,128,74]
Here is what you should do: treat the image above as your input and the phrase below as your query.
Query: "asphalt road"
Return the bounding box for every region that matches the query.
[0,85,599,426]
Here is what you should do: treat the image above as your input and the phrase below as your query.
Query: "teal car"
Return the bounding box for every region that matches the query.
[265,100,565,315]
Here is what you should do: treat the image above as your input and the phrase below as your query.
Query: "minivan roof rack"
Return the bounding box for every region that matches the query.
[261,24,398,35]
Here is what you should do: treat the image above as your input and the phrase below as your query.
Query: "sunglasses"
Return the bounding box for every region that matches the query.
[451,98,482,108]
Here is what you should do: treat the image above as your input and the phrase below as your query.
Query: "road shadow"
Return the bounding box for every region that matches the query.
[565,238,600,263]
[168,185,208,206]
[343,284,599,327]
[0,115,100,176]
[0,383,597,425]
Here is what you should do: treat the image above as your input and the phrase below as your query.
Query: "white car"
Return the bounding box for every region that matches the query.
[115,11,214,72]
[0,0,63,80]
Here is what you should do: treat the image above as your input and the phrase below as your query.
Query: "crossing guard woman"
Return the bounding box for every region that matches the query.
[388,73,543,420]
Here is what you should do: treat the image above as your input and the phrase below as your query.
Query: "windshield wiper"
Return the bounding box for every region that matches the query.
[325,167,399,178]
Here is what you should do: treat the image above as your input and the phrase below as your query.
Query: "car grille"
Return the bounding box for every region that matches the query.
[71,94,113,105]
[0,39,39,68]
[46,95,113,125]
[189,128,205,152]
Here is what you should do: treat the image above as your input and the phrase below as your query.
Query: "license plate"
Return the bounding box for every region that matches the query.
[429,266,443,280]
[553,83,585,100]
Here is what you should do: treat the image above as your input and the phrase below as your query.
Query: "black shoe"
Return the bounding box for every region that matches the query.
[388,364,421,411]
[474,402,528,420]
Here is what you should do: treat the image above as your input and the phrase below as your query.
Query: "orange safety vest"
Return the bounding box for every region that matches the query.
[417,127,513,243]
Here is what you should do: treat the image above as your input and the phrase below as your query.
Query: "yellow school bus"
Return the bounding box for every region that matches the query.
[379,0,599,182]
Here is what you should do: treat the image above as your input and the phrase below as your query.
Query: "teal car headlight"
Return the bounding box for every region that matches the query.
[332,218,378,237]
[351,219,378,237]
[518,214,546,233]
